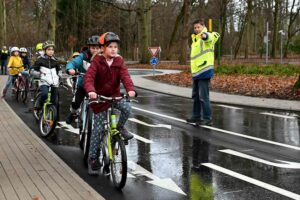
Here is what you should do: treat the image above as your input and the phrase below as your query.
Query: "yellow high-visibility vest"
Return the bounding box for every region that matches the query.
[190,27,220,79]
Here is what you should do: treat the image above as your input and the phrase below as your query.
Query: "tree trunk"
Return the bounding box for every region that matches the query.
[234,0,253,59]
[219,0,229,57]
[49,0,57,42]
[178,0,191,65]
[0,0,7,46]
[166,4,184,60]
[137,0,151,64]
[16,0,21,40]
[271,0,281,58]
[283,0,300,58]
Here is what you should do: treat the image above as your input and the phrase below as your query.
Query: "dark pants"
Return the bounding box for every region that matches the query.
[40,85,58,107]
[1,60,8,75]
[192,79,212,120]
[70,86,86,113]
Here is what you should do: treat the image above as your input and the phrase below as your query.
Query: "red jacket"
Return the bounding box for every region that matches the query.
[84,55,134,113]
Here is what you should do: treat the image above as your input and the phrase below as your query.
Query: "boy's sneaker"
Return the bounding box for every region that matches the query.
[197,119,213,126]
[118,127,133,141]
[66,112,77,124]
[88,158,101,175]
[186,117,201,123]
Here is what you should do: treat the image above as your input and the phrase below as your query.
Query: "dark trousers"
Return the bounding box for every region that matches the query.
[40,85,58,107]
[70,86,86,113]
[192,79,212,120]
[1,60,7,75]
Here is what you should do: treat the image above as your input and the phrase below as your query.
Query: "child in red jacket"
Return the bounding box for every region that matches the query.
[84,32,136,175]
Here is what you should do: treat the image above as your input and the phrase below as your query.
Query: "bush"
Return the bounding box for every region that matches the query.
[215,64,300,76]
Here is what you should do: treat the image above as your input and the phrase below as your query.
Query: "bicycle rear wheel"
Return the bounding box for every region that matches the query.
[39,105,57,137]
[110,135,127,190]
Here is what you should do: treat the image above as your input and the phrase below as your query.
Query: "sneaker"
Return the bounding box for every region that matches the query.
[197,119,213,126]
[88,158,101,175]
[66,112,77,124]
[118,127,133,141]
[186,117,201,123]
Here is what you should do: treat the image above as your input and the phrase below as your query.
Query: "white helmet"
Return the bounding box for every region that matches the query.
[19,47,27,53]
[11,47,20,53]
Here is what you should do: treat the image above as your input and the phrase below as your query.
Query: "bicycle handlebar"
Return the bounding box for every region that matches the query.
[88,94,138,105]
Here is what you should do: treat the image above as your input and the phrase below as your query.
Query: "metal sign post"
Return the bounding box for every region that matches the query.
[148,47,161,76]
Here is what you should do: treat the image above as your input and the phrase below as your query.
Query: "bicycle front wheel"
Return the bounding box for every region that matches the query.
[39,105,57,137]
[110,135,127,190]
[33,92,41,121]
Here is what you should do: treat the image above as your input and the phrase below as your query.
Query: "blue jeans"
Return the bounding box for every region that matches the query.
[89,99,132,159]
[1,60,8,75]
[192,79,212,120]
[3,75,17,91]
[39,85,58,108]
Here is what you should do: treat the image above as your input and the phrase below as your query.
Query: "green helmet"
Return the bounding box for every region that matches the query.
[42,40,55,50]
[36,43,43,51]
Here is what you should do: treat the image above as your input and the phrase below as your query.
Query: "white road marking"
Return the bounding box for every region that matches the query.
[130,131,153,144]
[260,112,297,119]
[132,106,300,151]
[201,125,300,151]
[57,121,79,135]
[128,161,186,195]
[216,104,243,110]
[220,149,300,169]
[201,163,300,200]
[128,118,171,129]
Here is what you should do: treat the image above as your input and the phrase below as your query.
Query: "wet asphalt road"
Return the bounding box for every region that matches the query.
[5,71,300,200]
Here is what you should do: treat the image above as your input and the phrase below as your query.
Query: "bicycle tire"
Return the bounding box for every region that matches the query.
[110,135,127,189]
[83,110,92,167]
[39,104,57,137]
[33,92,41,121]
[79,101,88,149]
[20,78,28,103]
[15,79,20,101]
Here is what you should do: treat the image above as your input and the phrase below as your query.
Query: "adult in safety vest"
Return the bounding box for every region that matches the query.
[186,19,220,126]
[0,46,9,75]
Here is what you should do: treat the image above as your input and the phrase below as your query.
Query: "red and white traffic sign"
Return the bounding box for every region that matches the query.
[148,47,161,57]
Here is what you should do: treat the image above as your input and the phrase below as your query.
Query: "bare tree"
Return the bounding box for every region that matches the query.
[271,0,282,58]
[284,0,300,58]
[0,0,7,46]
[49,0,56,42]
[178,0,191,64]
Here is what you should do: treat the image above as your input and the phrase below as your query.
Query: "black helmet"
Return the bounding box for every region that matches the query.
[86,35,99,45]
[42,40,55,50]
[99,32,120,46]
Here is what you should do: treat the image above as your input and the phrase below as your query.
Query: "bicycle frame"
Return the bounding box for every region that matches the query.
[43,86,53,122]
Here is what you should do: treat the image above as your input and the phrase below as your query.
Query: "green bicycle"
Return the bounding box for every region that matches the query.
[87,94,134,189]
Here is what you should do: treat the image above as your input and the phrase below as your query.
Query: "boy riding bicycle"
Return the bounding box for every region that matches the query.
[32,41,61,112]
[65,35,101,124]
[84,32,136,175]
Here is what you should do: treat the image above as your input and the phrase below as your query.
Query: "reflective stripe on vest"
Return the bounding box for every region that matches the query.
[192,65,214,77]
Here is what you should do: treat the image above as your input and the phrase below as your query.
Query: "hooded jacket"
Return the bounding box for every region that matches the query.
[84,55,134,113]
[33,55,61,87]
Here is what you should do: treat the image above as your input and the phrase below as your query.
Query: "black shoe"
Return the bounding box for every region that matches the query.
[88,158,101,175]
[118,127,133,140]
[186,117,201,123]
[197,119,213,126]
[66,112,77,124]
